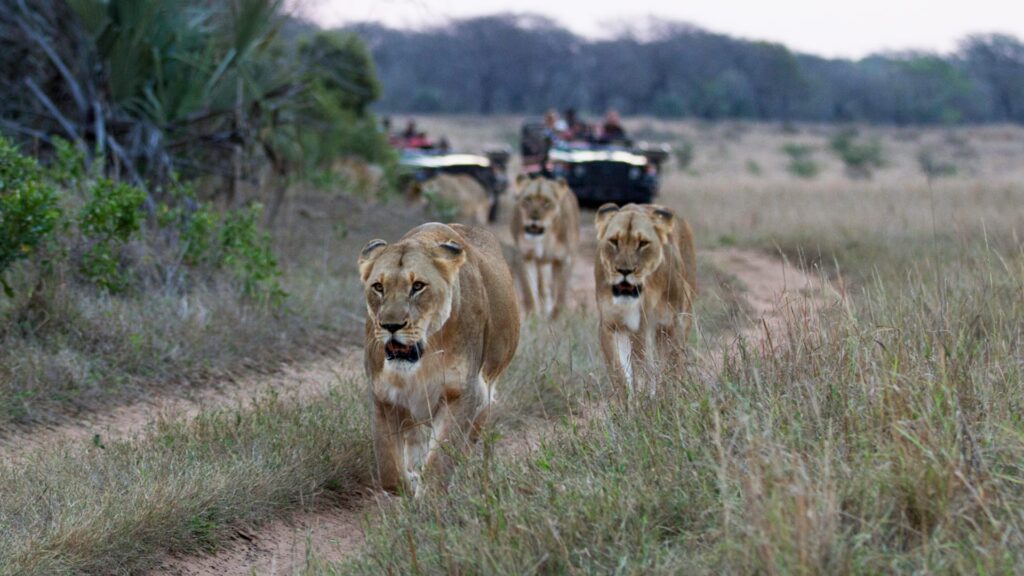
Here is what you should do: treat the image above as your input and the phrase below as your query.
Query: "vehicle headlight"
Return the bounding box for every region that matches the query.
[629,167,641,180]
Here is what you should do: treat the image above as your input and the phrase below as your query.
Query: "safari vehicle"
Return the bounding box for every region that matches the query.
[520,122,670,207]
[396,147,510,222]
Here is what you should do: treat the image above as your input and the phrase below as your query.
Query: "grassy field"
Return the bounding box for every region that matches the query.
[2,117,1022,573]
[322,117,1024,573]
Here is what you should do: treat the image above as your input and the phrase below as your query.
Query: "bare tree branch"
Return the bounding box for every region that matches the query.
[15,2,88,116]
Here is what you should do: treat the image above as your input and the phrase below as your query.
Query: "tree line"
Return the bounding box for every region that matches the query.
[349,14,1024,125]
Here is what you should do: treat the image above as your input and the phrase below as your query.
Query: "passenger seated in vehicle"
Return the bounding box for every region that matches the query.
[399,120,432,149]
[402,120,418,139]
[599,109,627,143]
[563,108,591,141]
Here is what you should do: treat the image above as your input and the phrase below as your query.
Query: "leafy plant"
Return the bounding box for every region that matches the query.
[830,129,885,179]
[782,143,819,179]
[0,138,62,296]
[78,179,146,292]
[217,204,286,306]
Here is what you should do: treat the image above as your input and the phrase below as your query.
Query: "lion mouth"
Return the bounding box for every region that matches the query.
[384,339,424,363]
[611,281,641,298]
[524,224,545,235]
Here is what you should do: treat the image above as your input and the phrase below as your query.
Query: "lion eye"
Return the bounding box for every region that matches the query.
[371,282,384,294]
[609,238,619,249]
[638,239,650,249]
[411,281,426,293]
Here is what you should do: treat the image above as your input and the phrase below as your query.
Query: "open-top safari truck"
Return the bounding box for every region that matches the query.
[520,122,670,207]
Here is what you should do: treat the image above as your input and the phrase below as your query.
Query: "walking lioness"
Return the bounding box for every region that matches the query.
[594,203,696,398]
[358,223,520,494]
[510,174,580,317]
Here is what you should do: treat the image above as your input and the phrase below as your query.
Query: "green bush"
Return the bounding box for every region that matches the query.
[49,138,88,185]
[217,204,286,306]
[0,138,62,296]
[157,191,286,306]
[782,143,819,179]
[77,179,146,292]
[830,129,885,178]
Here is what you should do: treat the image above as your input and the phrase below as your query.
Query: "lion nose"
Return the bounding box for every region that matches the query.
[380,321,407,334]
[616,267,635,277]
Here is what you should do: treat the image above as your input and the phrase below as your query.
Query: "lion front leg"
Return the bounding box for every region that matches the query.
[520,259,541,315]
[600,325,633,399]
[549,258,572,318]
[371,399,406,493]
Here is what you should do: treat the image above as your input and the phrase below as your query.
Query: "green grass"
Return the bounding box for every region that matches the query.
[0,383,371,575]
[329,240,1024,574]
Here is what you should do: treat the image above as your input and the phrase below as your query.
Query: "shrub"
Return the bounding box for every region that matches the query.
[77,179,146,292]
[217,204,286,306]
[830,129,885,179]
[782,143,819,179]
[49,138,88,186]
[0,138,62,296]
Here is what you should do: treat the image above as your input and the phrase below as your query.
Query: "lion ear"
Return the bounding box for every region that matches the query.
[358,239,387,282]
[432,240,467,278]
[650,206,675,243]
[595,203,619,234]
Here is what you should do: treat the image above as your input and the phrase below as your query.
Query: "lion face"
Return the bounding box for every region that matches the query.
[595,204,675,300]
[358,234,466,368]
[515,175,566,236]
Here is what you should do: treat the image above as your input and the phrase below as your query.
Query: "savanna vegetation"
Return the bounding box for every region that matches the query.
[319,117,1024,574]
[2,2,1023,574]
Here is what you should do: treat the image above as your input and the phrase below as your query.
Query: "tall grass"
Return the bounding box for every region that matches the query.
[335,240,1024,574]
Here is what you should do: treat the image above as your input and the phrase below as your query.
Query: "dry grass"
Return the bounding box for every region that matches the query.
[335,225,1024,576]
[313,116,1024,574]
[6,116,1023,573]
[0,185,429,428]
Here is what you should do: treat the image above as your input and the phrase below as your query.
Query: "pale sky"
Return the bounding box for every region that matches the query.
[297,0,1024,59]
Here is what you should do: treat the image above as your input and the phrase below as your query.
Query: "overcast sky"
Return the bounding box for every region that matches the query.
[298,0,1024,59]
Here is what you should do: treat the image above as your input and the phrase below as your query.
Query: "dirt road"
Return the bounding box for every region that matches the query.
[2,236,829,575]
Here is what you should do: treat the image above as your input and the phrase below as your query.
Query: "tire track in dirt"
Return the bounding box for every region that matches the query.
[704,247,832,356]
[0,350,364,464]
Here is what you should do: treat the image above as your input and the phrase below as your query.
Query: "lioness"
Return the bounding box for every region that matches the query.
[410,173,492,226]
[594,203,696,398]
[358,223,520,494]
[510,174,580,318]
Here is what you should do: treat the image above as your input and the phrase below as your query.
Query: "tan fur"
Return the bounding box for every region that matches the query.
[358,223,520,494]
[333,156,385,194]
[411,173,492,225]
[510,175,580,318]
[593,203,696,399]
